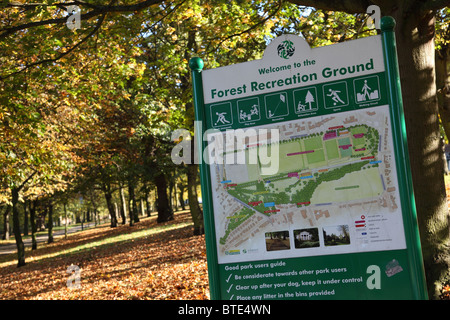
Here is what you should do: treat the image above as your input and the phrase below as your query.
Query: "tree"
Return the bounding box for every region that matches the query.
[139,132,176,223]
[11,187,25,266]
[305,90,315,110]
[137,0,285,233]
[28,200,38,250]
[47,201,54,244]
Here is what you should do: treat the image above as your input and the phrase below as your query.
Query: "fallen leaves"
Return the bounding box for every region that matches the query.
[0,211,209,300]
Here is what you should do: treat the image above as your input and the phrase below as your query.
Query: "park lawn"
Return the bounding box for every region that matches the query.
[325,139,340,160]
[276,140,304,173]
[310,167,383,204]
[0,210,209,300]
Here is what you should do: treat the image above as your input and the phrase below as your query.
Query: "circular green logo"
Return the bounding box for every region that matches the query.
[277,40,295,59]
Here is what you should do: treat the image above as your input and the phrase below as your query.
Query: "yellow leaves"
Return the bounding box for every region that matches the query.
[265,19,275,30]
[166,26,176,35]
[183,8,195,19]
[441,282,450,299]
[124,60,146,77]
[179,6,203,26]
[235,47,246,57]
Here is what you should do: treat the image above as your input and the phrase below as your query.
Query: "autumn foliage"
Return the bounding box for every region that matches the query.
[0,211,209,300]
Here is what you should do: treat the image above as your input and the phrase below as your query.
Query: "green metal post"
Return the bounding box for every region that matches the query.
[380,16,428,300]
[189,57,221,300]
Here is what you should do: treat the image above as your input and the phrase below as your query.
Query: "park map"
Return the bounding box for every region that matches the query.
[208,105,406,264]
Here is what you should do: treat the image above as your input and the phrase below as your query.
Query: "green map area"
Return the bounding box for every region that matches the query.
[220,124,381,245]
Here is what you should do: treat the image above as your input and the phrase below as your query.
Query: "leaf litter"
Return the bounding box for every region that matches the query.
[0,211,209,300]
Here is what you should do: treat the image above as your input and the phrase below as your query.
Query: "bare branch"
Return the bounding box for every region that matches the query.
[17,170,38,192]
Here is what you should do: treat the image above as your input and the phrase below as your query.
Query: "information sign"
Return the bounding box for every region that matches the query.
[189,16,427,300]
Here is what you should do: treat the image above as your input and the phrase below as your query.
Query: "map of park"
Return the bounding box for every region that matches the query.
[208,106,403,263]
[226,123,380,216]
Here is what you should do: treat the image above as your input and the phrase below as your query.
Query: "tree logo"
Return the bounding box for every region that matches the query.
[277,40,295,59]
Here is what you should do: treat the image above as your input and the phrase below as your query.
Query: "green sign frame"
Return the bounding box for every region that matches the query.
[189,16,427,300]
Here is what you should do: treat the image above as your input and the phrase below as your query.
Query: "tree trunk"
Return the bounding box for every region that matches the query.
[89,191,99,227]
[143,181,151,217]
[114,202,120,226]
[64,202,68,239]
[128,197,134,226]
[168,175,175,212]
[154,172,174,223]
[389,8,450,299]
[187,164,204,235]
[128,180,139,224]
[11,188,25,267]
[23,200,28,236]
[119,182,127,224]
[2,205,10,240]
[102,182,117,228]
[174,182,179,212]
[47,202,54,244]
[29,200,37,250]
[140,198,145,217]
[39,206,47,232]
[179,184,186,210]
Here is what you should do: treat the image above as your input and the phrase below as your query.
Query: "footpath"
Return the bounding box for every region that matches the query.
[0,223,96,255]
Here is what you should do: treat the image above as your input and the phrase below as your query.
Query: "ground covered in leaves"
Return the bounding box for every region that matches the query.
[0,211,209,300]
